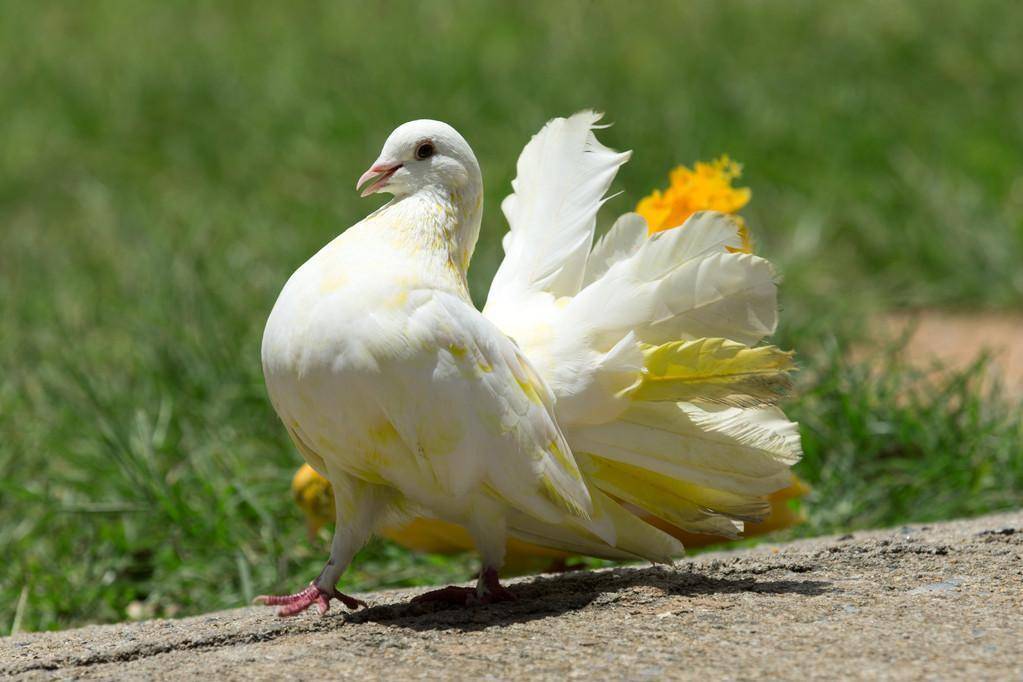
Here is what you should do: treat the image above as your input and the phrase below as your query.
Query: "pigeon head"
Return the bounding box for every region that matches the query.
[357,120,481,199]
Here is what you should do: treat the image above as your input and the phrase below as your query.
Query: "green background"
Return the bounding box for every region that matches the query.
[2,1,1021,632]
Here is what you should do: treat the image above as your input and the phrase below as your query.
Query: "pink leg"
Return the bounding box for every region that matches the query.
[477,566,516,603]
[411,567,516,606]
[255,582,367,617]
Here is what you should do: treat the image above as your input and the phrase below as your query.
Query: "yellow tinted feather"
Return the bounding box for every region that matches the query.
[631,338,795,407]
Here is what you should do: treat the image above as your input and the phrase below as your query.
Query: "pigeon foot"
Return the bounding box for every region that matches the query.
[411,567,516,606]
[256,582,367,617]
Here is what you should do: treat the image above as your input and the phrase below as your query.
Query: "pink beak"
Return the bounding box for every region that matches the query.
[356,162,402,197]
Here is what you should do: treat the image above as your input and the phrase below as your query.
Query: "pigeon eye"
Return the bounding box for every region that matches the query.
[415,142,435,160]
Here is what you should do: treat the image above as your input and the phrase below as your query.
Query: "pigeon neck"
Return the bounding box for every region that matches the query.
[383,180,483,290]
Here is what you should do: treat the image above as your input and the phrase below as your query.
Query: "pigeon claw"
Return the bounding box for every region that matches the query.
[477,567,517,604]
[255,582,367,617]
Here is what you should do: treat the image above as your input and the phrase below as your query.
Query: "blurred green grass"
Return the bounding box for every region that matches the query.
[1,1,1021,632]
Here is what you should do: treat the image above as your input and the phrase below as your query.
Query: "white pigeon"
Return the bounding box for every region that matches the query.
[257,111,801,615]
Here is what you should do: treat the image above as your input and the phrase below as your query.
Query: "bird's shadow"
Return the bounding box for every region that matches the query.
[342,564,832,632]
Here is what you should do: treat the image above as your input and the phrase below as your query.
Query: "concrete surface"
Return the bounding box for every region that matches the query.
[3,511,1022,680]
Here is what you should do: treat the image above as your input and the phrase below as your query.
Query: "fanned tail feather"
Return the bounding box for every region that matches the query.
[563,212,778,351]
[479,112,802,564]
[507,486,684,564]
[630,338,795,407]
[486,110,632,317]
[577,453,754,536]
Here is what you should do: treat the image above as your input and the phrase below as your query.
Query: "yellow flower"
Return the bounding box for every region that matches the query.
[636,155,753,252]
